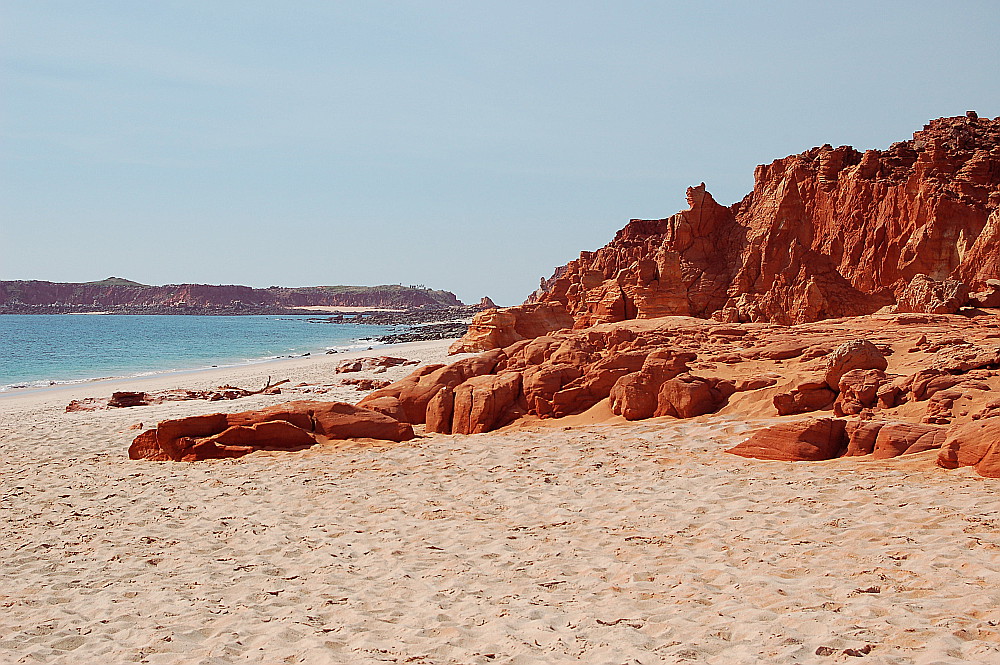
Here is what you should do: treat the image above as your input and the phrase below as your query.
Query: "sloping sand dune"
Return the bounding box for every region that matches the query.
[2,341,1000,663]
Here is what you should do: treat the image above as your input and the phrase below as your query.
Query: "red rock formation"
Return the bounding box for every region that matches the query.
[834,369,889,416]
[970,279,1000,308]
[449,302,574,354]
[334,356,416,373]
[655,374,735,419]
[608,350,695,420]
[358,309,1000,468]
[129,400,414,461]
[730,418,947,463]
[341,378,393,391]
[824,340,888,389]
[871,423,945,459]
[728,418,848,462]
[356,350,505,424]
[528,115,1000,326]
[451,372,522,435]
[937,419,1000,477]
[890,274,970,315]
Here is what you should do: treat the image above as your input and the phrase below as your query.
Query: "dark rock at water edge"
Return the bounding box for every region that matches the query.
[376,322,469,344]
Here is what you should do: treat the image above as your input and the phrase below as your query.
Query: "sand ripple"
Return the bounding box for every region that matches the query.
[3,357,1000,663]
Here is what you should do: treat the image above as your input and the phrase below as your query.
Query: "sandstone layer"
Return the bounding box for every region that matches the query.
[525,115,1000,327]
[358,311,1000,475]
[130,400,415,461]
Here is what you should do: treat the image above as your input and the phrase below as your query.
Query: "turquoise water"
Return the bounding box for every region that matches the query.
[0,315,403,391]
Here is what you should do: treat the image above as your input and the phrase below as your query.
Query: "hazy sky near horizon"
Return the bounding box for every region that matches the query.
[2,1,998,305]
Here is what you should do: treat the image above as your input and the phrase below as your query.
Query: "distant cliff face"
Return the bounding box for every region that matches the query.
[0,278,463,311]
[531,115,1000,325]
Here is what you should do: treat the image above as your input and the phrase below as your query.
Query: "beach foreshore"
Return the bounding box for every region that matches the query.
[2,338,1000,663]
[0,339,457,407]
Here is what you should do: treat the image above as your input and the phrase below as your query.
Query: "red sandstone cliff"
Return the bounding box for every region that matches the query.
[530,114,1000,326]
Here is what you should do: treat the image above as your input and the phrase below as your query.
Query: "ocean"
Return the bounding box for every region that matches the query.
[0,314,404,391]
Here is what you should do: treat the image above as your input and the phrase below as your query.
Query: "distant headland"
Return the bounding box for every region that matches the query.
[0,277,465,315]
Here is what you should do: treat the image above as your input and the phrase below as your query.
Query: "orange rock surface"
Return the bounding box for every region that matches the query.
[449,302,574,354]
[129,400,415,462]
[523,116,1000,327]
[360,311,1000,473]
[937,419,1000,477]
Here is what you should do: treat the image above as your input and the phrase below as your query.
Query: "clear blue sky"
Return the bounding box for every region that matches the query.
[2,1,997,305]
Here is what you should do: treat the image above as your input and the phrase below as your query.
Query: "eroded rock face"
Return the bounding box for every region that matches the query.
[449,302,574,353]
[527,116,1000,327]
[609,350,695,420]
[937,419,1000,477]
[824,340,888,389]
[890,274,970,315]
[451,372,522,435]
[357,350,506,424]
[970,279,1000,308]
[728,418,848,461]
[773,376,837,416]
[834,369,889,416]
[355,312,1000,468]
[129,400,414,462]
[655,374,735,419]
[730,418,947,463]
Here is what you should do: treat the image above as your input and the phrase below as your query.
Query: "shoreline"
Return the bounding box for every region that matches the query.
[0,338,391,397]
[3,332,1000,662]
[0,338,457,405]
[0,313,473,394]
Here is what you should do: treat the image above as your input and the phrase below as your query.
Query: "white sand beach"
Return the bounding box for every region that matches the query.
[2,339,1000,664]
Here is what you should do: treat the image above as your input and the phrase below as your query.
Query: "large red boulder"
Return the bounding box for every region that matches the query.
[546,351,649,417]
[356,395,406,421]
[309,401,415,441]
[824,339,888,389]
[735,418,946,464]
[521,363,584,417]
[357,350,505,424]
[129,400,414,462]
[655,374,735,418]
[188,421,317,460]
[970,279,1000,308]
[451,372,523,435]
[425,386,455,434]
[844,420,884,456]
[772,377,837,416]
[938,419,1000,477]
[871,422,945,459]
[834,368,889,416]
[728,418,847,462]
[891,274,970,315]
[153,413,229,460]
[449,302,574,353]
[128,429,166,461]
[609,349,695,420]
